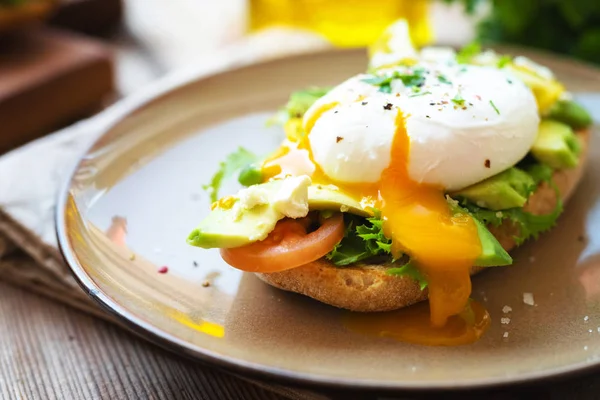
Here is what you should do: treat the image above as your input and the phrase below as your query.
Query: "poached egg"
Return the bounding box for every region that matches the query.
[305,62,540,191]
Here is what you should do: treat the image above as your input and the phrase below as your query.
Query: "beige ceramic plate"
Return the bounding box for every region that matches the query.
[57,48,600,391]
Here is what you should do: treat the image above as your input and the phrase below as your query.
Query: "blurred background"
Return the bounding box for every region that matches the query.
[0,0,598,153]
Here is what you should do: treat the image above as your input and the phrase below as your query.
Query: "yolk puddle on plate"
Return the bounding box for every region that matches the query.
[262,104,488,345]
[342,300,490,346]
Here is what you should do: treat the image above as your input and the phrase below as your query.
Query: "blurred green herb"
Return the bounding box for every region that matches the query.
[442,0,600,64]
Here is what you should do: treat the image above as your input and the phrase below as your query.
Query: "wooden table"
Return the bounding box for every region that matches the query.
[0,282,294,399]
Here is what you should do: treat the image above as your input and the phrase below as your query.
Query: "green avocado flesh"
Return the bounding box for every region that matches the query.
[453,167,535,211]
[448,203,512,267]
[187,182,369,249]
[187,204,280,249]
[531,120,581,169]
[472,216,512,266]
[548,100,592,130]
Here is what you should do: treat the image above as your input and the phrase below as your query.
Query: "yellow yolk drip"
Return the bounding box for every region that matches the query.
[263,104,486,341]
[380,111,482,327]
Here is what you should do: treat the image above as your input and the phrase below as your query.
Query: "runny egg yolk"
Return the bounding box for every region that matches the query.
[262,103,486,341]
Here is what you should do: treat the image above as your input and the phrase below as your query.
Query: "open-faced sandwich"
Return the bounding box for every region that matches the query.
[188,20,593,345]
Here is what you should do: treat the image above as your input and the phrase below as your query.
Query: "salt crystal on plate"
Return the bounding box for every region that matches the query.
[501,317,511,325]
[502,305,512,313]
[584,316,590,322]
[503,332,509,338]
[523,293,535,306]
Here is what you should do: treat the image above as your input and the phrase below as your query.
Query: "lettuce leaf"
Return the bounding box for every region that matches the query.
[202,147,258,203]
[462,190,563,246]
[325,212,428,289]
[268,87,331,125]
[387,261,428,291]
[326,213,393,266]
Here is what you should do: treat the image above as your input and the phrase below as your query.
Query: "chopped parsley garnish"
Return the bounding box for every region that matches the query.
[409,91,432,98]
[452,92,466,106]
[497,55,512,68]
[362,67,426,93]
[456,41,481,64]
[203,147,259,202]
[489,100,500,115]
[437,74,452,85]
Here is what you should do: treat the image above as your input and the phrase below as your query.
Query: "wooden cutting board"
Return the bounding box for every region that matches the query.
[0,28,114,154]
[0,0,121,154]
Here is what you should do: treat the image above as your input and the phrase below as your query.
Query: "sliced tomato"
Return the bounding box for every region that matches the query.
[220,213,344,273]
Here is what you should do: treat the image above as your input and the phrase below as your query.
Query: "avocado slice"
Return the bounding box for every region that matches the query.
[453,168,535,211]
[547,99,592,130]
[531,120,581,169]
[188,180,370,249]
[308,185,370,216]
[187,204,281,249]
[448,202,512,267]
[472,217,512,267]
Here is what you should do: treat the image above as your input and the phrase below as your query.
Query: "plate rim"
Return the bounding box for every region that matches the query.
[56,47,600,392]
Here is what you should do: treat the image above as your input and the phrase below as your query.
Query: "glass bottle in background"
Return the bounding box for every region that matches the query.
[248,0,432,48]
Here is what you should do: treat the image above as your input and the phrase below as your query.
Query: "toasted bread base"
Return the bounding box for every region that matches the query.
[256,130,590,312]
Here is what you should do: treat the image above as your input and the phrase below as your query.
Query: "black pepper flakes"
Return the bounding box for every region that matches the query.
[336,136,344,143]
[202,281,211,288]
[429,102,435,106]
[193,261,198,267]
[334,110,339,113]
[361,101,368,105]
[383,103,393,110]
[484,159,491,168]
[426,115,430,118]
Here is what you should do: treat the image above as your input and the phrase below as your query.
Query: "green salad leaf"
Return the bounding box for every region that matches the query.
[326,212,393,266]
[268,87,331,125]
[202,147,258,203]
[326,211,427,289]
[459,155,563,245]
[462,191,563,246]
[387,261,428,291]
